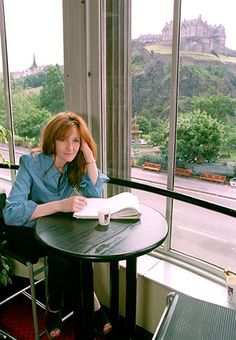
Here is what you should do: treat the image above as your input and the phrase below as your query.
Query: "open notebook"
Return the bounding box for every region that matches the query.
[73,192,141,220]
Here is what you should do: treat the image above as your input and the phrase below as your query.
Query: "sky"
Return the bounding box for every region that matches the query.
[1,0,236,72]
[1,0,63,72]
[132,0,236,50]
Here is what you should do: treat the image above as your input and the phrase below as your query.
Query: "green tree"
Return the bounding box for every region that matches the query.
[23,72,45,89]
[150,119,167,146]
[160,109,225,163]
[139,108,152,120]
[187,95,236,121]
[0,81,7,127]
[39,64,64,114]
[136,116,151,134]
[10,77,24,93]
[13,92,51,143]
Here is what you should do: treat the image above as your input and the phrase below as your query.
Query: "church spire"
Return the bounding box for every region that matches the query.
[30,53,37,69]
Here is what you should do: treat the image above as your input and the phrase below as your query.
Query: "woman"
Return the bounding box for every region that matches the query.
[3,112,111,338]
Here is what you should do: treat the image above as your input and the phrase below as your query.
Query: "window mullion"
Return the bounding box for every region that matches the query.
[0,0,16,177]
[165,0,182,249]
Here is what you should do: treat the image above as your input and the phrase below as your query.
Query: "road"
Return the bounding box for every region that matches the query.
[131,167,236,271]
[0,145,236,271]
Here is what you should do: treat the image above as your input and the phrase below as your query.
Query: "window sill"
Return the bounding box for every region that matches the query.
[120,254,234,309]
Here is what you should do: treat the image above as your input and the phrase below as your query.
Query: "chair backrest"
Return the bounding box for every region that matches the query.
[0,192,6,218]
[0,192,6,243]
[0,191,41,265]
[153,292,236,340]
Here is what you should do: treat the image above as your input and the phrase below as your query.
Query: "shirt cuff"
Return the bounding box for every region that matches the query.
[80,170,109,197]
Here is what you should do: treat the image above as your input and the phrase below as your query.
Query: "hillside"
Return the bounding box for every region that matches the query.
[145,43,236,66]
[131,42,236,118]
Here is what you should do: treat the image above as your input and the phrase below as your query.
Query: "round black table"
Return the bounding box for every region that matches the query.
[36,204,168,339]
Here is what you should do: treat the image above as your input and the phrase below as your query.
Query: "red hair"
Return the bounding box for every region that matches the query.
[40,112,97,188]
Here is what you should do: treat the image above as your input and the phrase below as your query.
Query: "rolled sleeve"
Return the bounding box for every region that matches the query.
[3,155,38,227]
[3,200,37,227]
[80,170,109,197]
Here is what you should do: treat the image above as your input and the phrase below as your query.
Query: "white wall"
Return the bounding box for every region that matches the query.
[94,262,169,334]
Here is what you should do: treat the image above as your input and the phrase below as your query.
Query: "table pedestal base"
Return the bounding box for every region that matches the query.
[72,258,138,340]
[110,258,137,340]
[72,260,94,340]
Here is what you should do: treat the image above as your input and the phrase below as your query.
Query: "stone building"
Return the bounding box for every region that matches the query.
[137,16,231,55]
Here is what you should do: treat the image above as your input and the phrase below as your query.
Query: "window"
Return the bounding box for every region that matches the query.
[172,0,236,271]
[2,0,64,156]
[131,0,173,188]
[131,0,236,274]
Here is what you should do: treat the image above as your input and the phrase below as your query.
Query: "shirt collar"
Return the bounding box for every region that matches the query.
[44,155,68,178]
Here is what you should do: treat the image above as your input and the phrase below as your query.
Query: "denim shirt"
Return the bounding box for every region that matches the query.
[3,153,109,227]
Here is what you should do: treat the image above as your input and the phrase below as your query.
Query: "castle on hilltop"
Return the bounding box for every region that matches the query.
[137,16,234,56]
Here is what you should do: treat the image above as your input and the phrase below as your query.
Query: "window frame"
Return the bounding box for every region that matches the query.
[0,0,16,178]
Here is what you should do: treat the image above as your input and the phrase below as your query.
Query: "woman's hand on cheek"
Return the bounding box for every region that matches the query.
[80,141,94,162]
[80,141,90,154]
[59,196,87,213]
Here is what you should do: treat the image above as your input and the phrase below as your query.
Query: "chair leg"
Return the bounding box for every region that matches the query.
[0,328,17,340]
[44,257,49,309]
[26,257,72,339]
[27,262,40,340]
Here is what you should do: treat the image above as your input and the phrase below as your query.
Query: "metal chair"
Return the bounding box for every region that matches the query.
[0,163,73,338]
[0,328,17,340]
[152,291,236,340]
[0,191,48,340]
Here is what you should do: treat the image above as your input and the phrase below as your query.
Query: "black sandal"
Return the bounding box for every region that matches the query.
[45,310,62,339]
[94,308,112,336]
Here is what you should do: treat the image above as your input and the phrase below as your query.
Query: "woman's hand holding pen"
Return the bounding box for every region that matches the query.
[59,196,87,213]
[29,196,87,221]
